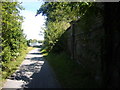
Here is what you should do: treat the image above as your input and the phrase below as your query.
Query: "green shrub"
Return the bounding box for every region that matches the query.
[2,46,11,62]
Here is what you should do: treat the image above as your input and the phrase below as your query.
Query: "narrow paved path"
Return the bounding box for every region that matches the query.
[2,48,61,89]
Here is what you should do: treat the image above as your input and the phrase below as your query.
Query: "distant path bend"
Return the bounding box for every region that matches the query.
[3,48,61,89]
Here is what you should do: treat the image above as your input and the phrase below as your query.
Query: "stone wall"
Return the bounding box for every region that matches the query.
[51,3,104,87]
[63,6,104,85]
[53,3,120,88]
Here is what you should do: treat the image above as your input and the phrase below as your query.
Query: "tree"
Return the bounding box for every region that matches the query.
[36,2,93,52]
[1,1,27,64]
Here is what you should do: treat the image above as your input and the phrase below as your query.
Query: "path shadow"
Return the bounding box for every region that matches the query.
[23,60,61,88]
[32,45,42,48]
[25,57,44,61]
[28,53,41,55]
[7,50,45,87]
[8,61,44,81]
[5,48,60,88]
[7,59,60,88]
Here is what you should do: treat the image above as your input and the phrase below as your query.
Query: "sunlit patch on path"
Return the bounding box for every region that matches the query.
[2,48,61,89]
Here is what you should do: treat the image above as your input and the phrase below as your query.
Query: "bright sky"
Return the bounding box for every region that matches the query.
[19,0,45,40]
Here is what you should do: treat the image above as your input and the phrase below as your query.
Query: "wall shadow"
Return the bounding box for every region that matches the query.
[9,61,44,82]
[33,45,42,48]
[25,57,43,61]
[7,52,60,88]
[28,52,45,55]
[8,57,44,83]
[23,60,61,88]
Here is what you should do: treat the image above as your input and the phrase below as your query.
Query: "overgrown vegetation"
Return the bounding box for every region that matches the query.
[1,1,27,71]
[36,2,93,52]
[0,1,28,88]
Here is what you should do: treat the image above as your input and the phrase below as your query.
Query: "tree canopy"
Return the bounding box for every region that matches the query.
[36,2,93,51]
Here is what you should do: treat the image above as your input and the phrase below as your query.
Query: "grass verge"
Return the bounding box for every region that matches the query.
[0,47,34,88]
[45,51,100,88]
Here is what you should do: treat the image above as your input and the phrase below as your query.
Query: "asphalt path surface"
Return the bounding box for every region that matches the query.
[2,48,61,89]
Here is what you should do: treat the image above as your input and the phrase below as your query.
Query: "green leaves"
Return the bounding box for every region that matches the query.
[36,2,93,52]
[37,2,92,22]
[1,2,27,63]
